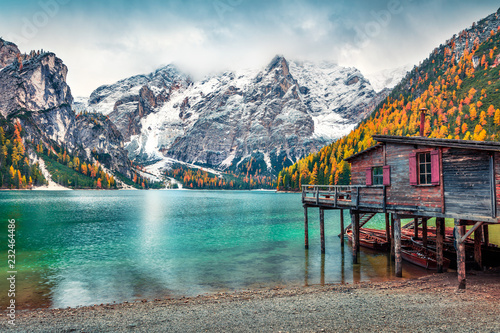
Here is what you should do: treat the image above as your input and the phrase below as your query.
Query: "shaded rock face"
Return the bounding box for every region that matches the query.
[66,114,131,177]
[0,41,132,178]
[89,55,382,173]
[0,39,19,69]
[0,52,73,143]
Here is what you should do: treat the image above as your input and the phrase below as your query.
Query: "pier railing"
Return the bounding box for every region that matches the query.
[302,185,387,211]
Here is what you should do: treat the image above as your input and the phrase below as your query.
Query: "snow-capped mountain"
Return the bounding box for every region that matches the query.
[87,56,387,174]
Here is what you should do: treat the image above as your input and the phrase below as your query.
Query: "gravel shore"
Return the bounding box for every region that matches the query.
[3,269,500,332]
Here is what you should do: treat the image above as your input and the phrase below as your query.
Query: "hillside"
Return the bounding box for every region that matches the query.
[277,8,500,190]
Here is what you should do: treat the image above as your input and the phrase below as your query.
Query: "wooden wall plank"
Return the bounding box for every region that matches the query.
[443,149,491,216]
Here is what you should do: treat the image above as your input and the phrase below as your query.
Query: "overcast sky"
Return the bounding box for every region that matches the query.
[1,0,499,96]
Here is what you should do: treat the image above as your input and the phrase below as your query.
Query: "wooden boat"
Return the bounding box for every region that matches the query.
[401,240,450,270]
[410,236,500,268]
[346,229,390,251]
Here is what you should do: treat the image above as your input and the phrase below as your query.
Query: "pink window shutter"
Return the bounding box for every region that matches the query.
[365,167,372,186]
[431,150,440,185]
[409,152,417,185]
[383,166,391,186]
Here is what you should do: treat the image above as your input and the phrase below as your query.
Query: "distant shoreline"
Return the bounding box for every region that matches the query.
[0,188,281,192]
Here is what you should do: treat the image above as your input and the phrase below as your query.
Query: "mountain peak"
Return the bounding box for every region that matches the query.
[266,55,289,73]
[0,38,20,69]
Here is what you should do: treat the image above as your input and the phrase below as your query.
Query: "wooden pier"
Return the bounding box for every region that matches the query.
[302,134,500,289]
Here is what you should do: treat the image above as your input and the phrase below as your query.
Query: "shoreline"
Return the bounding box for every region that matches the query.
[4,269,500,332]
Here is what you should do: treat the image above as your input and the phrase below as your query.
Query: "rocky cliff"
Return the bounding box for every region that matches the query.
[0,39,19,69]
[0,41,132,179]
[88,56,386,173]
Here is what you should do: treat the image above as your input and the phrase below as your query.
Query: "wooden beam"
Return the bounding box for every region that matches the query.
[304,206,309,250]
[339,209,345,246]
[459,221,484,243]
[304,247,309,286]
[484,224,489,246]
[352,211,360,264]
[334,187,338,208]
[356,188,360,210]
[436,217,444,273]
[320,208,325,254]
[474,226,483,270]
[413,217,419,239]
[383,185,387,212]
[394,215,402,277]
[385,213,391,244]
[422,218,428,248]
[456,220,467,289]
[390,214,395,258]
[320,254,325,285]
[355,213,360,256]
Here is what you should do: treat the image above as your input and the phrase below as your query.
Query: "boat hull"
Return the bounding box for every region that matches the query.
[401,241,450,270]
[346,230,390,252]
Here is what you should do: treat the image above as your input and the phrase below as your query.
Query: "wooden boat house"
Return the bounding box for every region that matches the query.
[302,133,500,289]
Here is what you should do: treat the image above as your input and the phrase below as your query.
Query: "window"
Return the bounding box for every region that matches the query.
[373,166,383,185]
[419,152,432,185]
[366,166,390,186]
[409,150,440,186]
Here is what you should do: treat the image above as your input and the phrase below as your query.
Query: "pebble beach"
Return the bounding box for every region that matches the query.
[3,269,500,333]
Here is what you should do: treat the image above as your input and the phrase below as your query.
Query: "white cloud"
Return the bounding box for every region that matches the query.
[0,0,498,96]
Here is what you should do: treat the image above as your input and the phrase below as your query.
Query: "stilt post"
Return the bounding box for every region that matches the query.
[413,217,419,239]
[304,248,309,286]
[385,213,391,244]
[483,224,489,246]
[390,214,395,258]
[320,208,325,254]
[422,218,428,248]
[320,254,325,285]
[456,220,466,289]
[352,211,360,264]
[474,226,483,270]
[394,215,402,277]
[436,217,444,273]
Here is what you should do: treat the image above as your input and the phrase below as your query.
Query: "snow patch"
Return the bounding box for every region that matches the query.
[219,152,236,169]
[263,152,272,171]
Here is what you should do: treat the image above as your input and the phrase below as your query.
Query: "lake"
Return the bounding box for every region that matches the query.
[1,190,498,310]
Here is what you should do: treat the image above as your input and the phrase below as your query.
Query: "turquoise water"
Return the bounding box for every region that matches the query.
[0,190,432,310]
